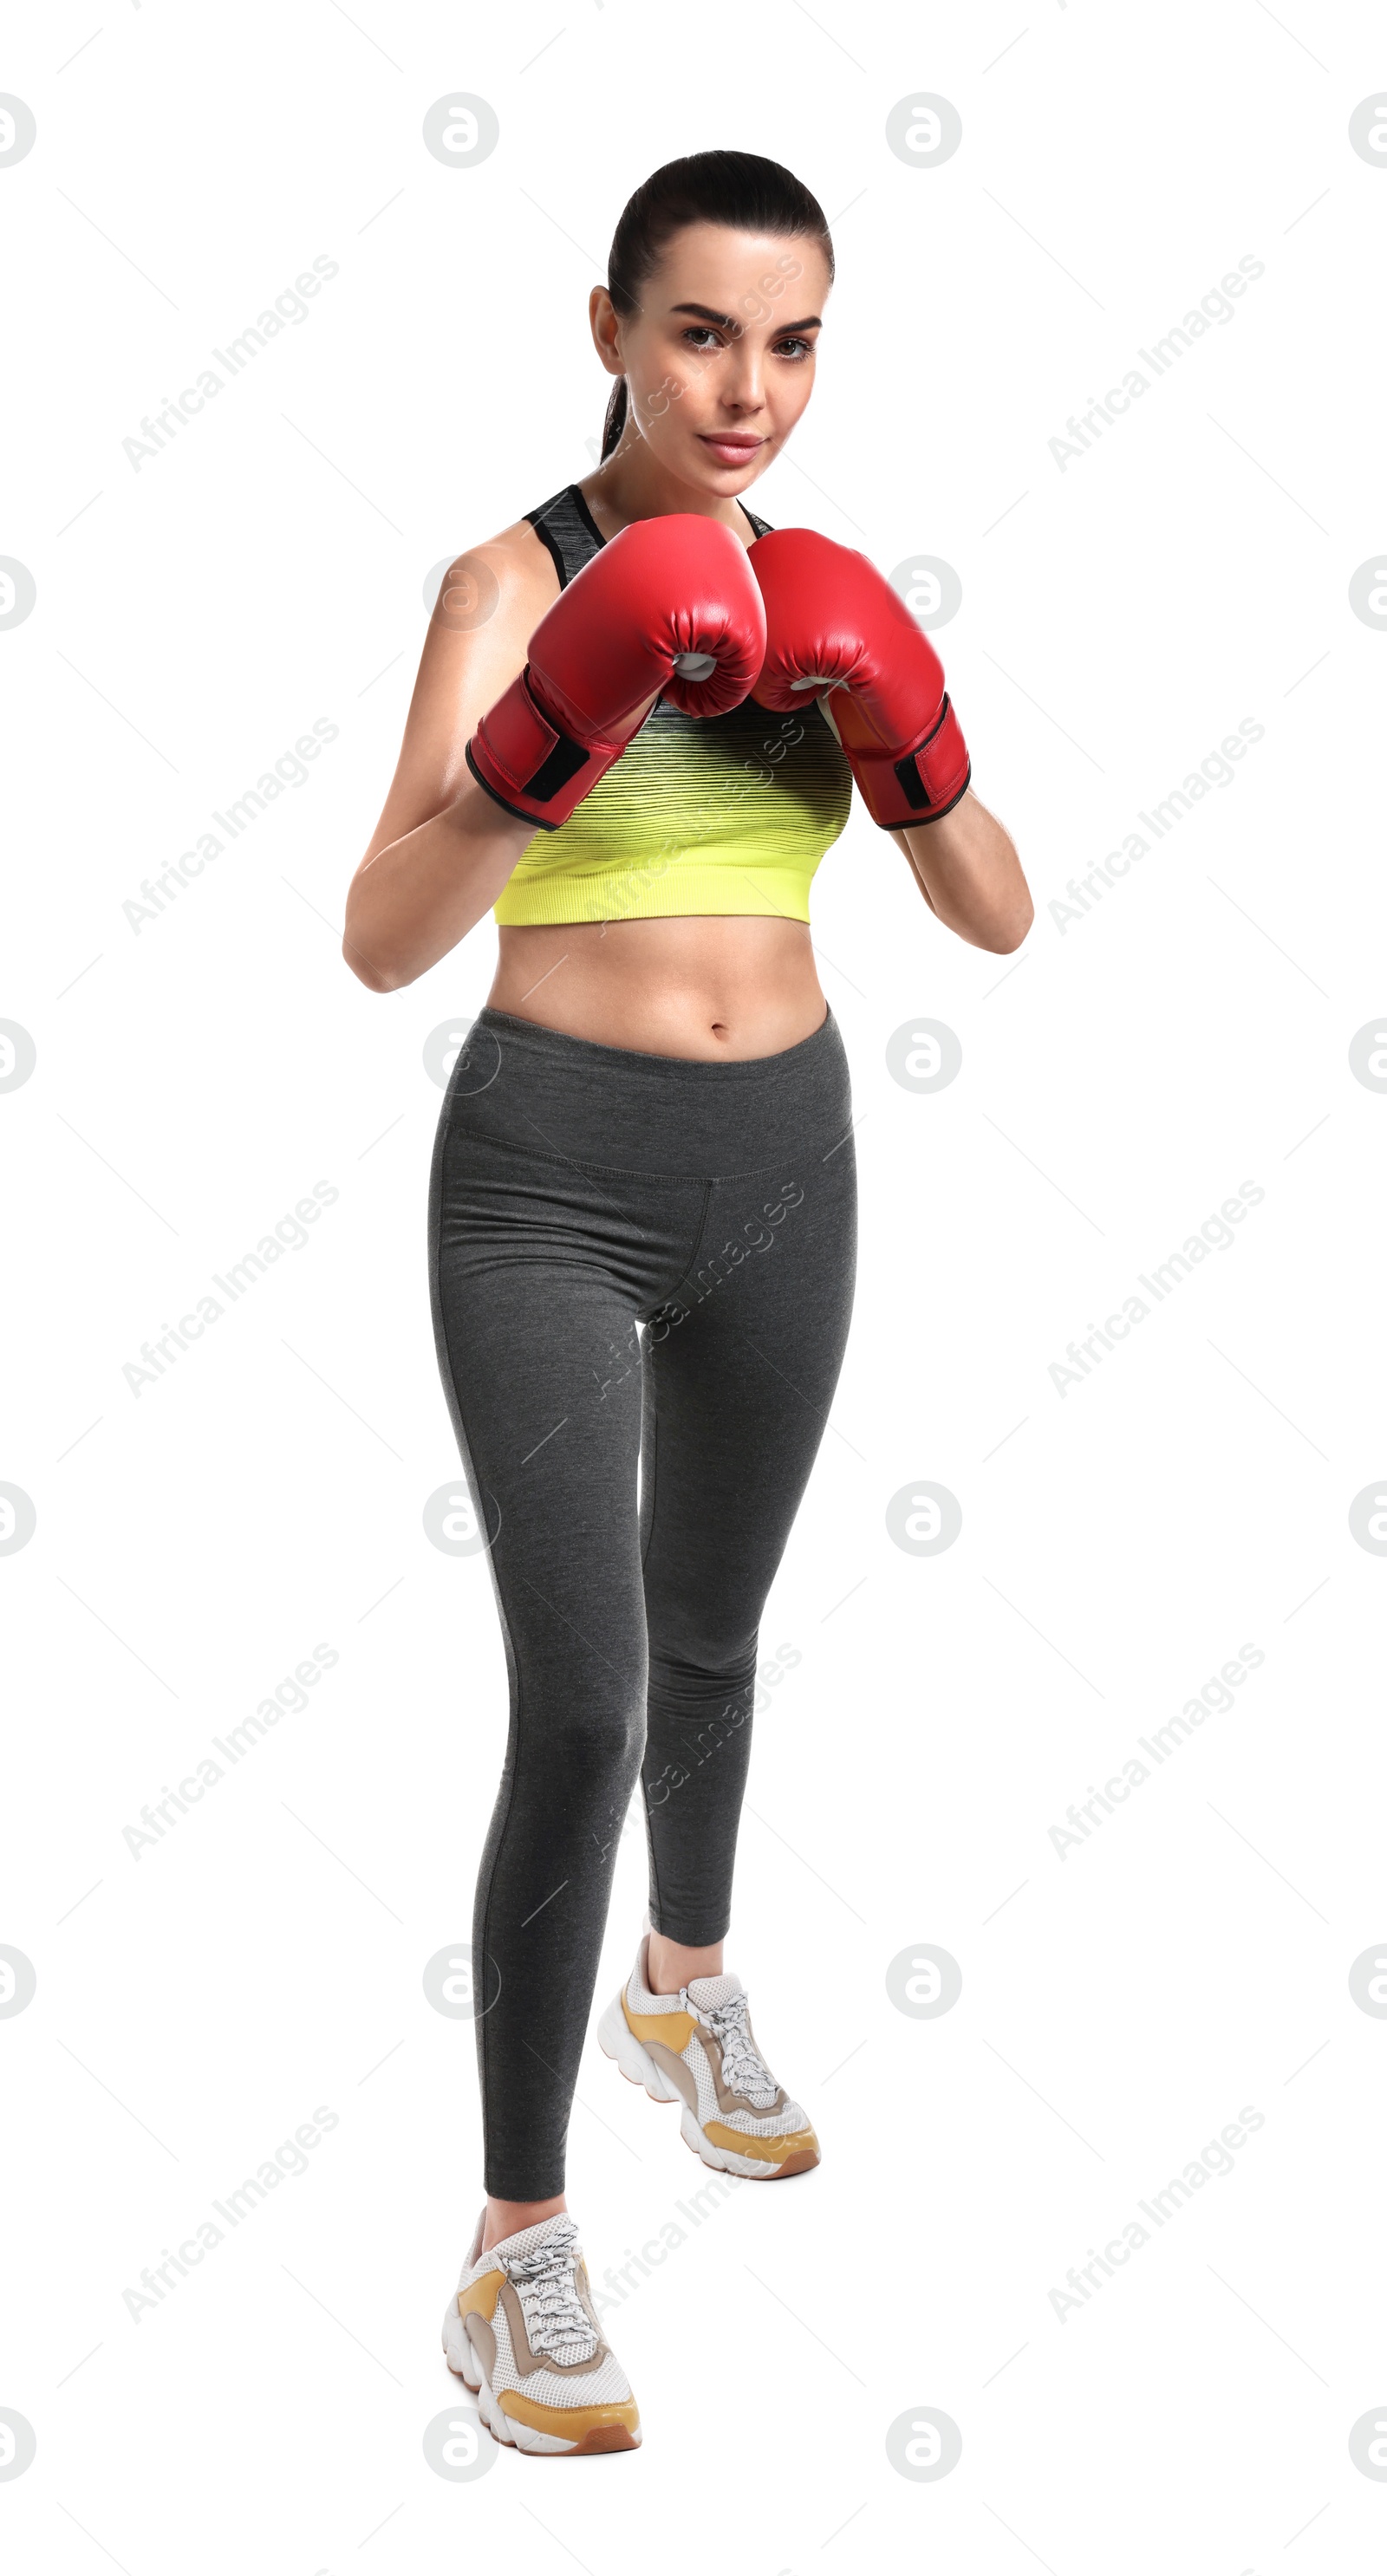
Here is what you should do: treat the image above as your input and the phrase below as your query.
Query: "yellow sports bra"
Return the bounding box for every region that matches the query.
[492,485,853,927]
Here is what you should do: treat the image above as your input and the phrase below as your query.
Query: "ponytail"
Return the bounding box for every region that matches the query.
[601,376,628,464]
[596,150,834,465]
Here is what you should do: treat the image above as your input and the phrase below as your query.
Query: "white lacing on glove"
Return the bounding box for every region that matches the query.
[698,1991,778,2105]
[502,2218,597,2363]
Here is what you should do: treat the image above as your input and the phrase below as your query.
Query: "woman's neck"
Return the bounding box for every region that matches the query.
[582,435,755,540]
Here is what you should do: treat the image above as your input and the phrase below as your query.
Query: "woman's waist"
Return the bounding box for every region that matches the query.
[488,915,823,1064]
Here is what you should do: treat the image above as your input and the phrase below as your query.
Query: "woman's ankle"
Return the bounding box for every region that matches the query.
[482,2192,566,2253]
[647,1929,725,1995]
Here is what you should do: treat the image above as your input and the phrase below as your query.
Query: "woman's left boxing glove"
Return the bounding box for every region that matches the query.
[749,528,971,829]
[467,514,766,830]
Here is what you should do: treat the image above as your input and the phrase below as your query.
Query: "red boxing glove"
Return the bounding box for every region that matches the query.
[467,515,766,830]
[750,530,971,829]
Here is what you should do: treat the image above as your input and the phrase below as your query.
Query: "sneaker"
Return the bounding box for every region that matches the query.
[597,1933,820,2179]
[441,2210,641,2456]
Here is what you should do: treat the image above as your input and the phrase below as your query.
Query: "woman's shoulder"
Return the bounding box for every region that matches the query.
[459,482,609,603]
[432,510,562,643]
[458,508,560,584]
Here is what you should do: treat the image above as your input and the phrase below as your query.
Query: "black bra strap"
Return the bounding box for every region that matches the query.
[524,485,606,589]
[525,481,774,583]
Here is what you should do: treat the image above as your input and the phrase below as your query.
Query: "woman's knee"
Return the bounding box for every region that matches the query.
[647,1619,759,1705]
[544,1695,648,1786]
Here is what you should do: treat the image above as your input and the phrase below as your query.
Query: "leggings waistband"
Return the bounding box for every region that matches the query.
[441,1003,853,1177]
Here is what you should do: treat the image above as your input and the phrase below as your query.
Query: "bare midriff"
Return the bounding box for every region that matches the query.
[486,915,829,1061]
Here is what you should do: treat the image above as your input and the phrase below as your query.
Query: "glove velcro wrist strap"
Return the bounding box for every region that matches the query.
[850,696,972,829]
[467,669,614,829]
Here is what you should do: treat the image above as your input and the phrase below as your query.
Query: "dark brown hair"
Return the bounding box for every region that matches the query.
[599,150,835,462]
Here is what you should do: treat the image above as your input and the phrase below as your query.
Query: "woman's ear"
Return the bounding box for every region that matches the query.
[589,285,624,379]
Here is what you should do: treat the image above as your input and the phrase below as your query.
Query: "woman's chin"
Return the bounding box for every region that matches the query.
[670,438,767,496]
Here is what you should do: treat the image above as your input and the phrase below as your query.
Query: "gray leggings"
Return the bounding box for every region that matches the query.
[428,1004,857,2199]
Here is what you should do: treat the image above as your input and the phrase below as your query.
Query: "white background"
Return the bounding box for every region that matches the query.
[4,1,1387,2567]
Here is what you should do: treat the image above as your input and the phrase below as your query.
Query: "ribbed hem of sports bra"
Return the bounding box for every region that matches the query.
[492,862,813,927]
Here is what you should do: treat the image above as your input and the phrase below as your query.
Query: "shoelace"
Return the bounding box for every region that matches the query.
[501,2218,597,2364]
[699,1991,778,2104]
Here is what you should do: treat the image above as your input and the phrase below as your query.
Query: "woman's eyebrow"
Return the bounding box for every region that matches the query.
[669,301,824,334]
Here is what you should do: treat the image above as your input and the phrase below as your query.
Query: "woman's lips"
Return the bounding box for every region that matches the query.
[698,434,767,465]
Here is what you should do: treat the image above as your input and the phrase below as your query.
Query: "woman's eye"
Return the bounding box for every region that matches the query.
[774,336,814,361]
[682,327,721,350]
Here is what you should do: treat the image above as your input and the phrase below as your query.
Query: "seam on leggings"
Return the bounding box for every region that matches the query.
[668,1175,717,1301]
[683,1102,855,1192]
[448,1102,855,1191]
[647,1106,852,1312]
[431,1129,524,2193]
[639,1358,661,1577]
[697,1130,852,1191]
[637,1369,666,1933]
[651,1176,712,1317]
[441,1119,713,1192]
[448,1098,713,1278]
[636,1390,665,1936]
[478,1663,522,2193]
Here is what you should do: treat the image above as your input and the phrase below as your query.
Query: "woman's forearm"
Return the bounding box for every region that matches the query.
[343,778,537,992]
[895,790,1032,954]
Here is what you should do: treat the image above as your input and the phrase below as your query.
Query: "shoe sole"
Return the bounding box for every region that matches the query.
[442,2306,640,2456]
[596,1992,820,2181]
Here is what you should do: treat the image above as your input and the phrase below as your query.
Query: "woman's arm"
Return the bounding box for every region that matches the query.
[890,789,1032,954]
[744,533,1032,958]
[342,528,556,993]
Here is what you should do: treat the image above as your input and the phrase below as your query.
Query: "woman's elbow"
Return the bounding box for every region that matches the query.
[974,890,1034,954]
[993,894,1034,953]
[342,925,403,992]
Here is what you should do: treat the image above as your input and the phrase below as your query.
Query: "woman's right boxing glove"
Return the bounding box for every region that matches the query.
[466,515,767,830]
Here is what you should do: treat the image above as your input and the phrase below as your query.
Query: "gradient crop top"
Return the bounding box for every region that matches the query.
[492,485,853,927]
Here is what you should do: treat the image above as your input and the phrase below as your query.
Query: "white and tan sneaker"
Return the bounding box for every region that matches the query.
[597,1933,820,2180]
[442,2210,641,2456]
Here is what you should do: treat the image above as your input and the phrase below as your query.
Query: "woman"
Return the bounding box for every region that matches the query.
[344,149,1031,2456]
